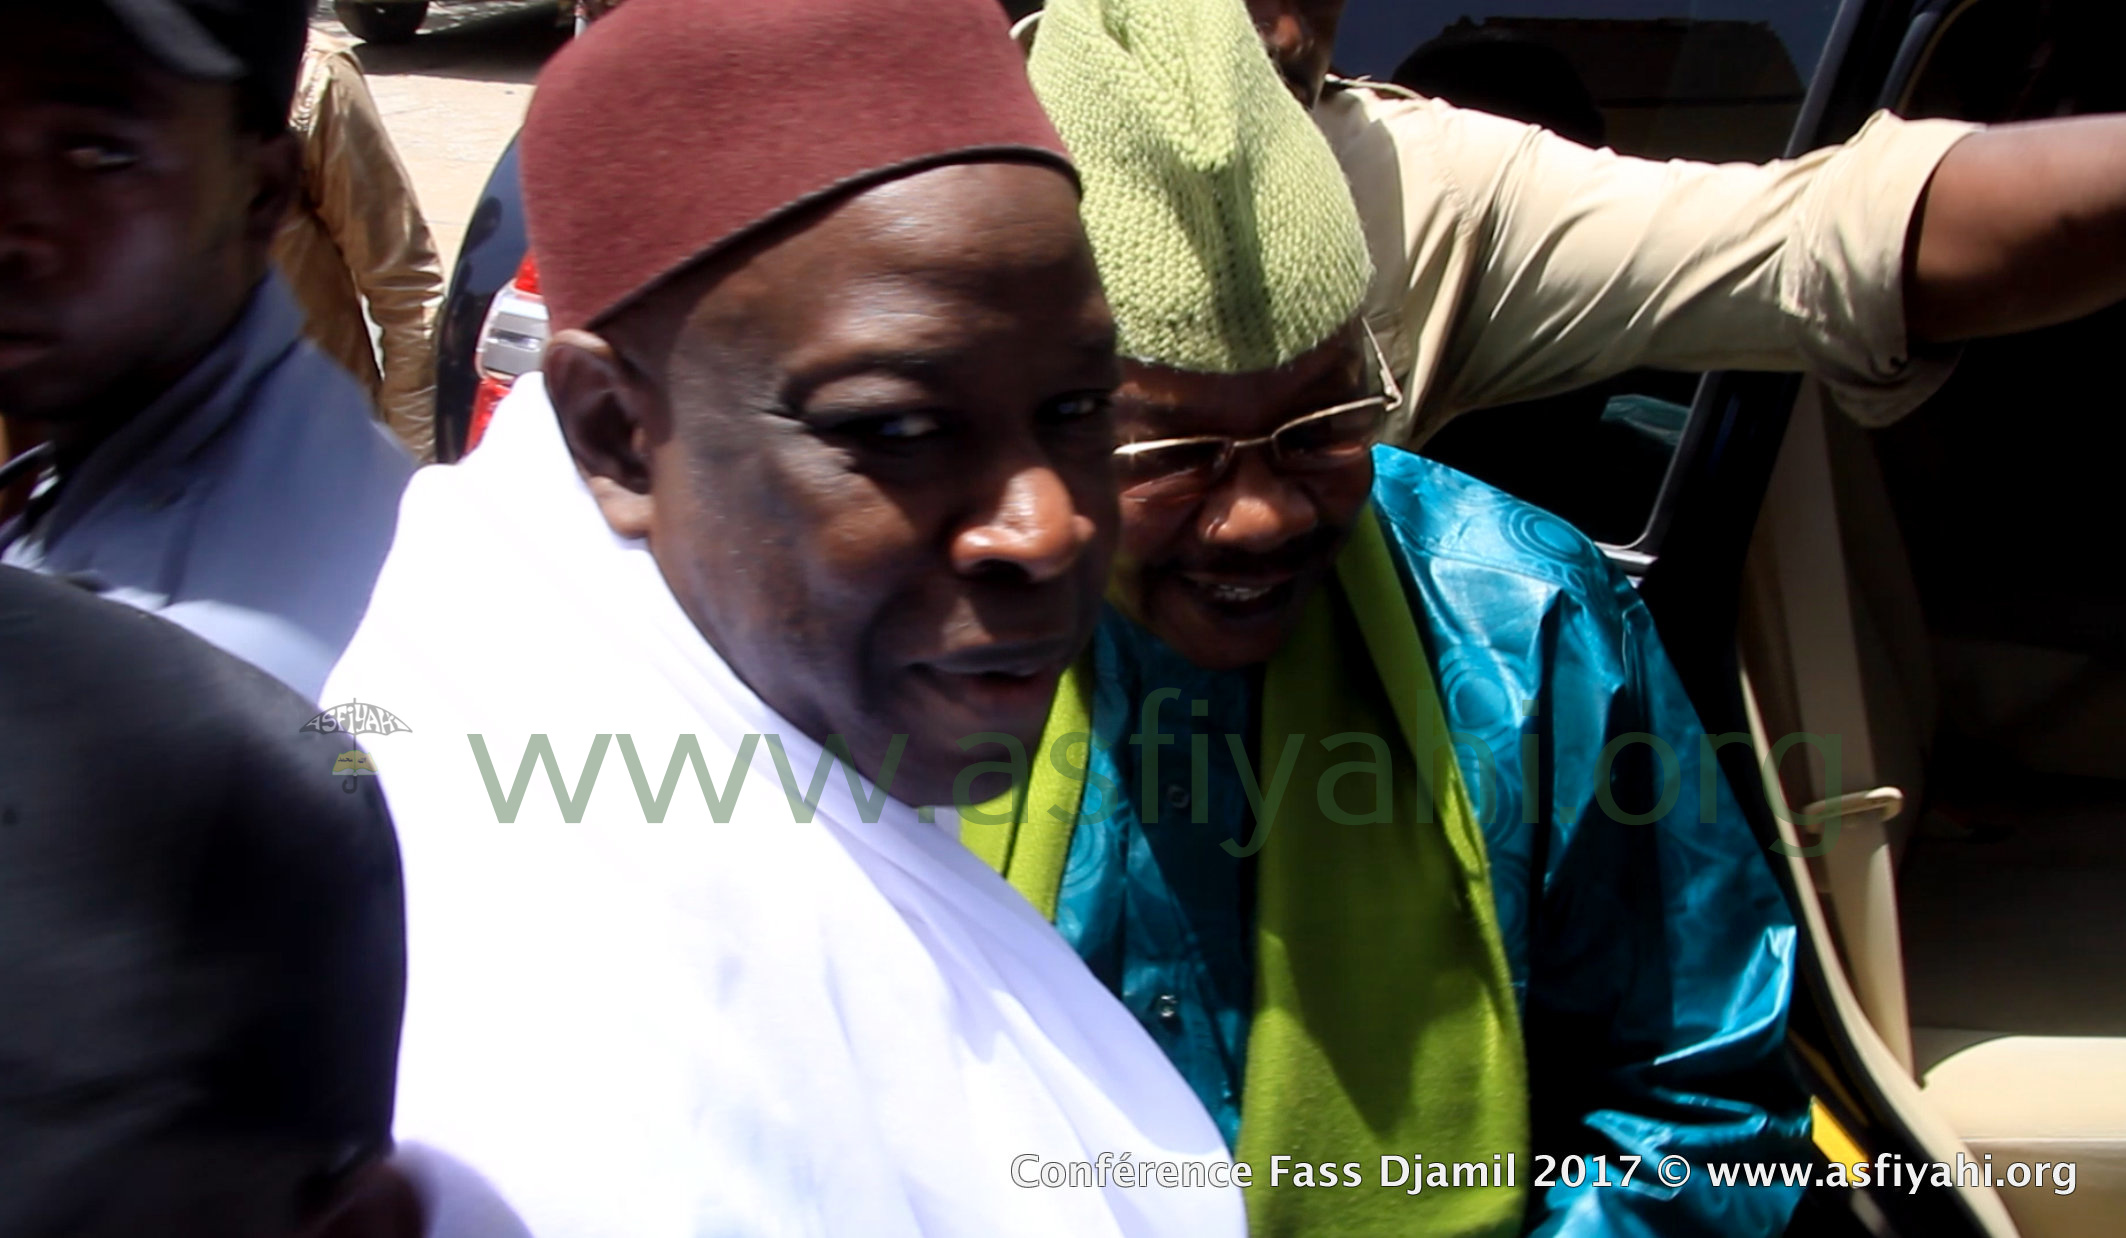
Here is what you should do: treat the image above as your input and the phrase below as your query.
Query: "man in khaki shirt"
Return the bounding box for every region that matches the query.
[1027,2,2126,447]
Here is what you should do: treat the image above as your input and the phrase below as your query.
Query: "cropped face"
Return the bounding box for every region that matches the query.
[1245,0,1348,106]
[555,161,1120,808]
[0,9,291,429]
[1110,328,1378,670]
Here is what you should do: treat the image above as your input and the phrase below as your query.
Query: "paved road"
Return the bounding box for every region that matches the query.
[309,0,570,274]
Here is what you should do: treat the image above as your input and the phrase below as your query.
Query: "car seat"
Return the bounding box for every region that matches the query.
[1739,381,2126,1238]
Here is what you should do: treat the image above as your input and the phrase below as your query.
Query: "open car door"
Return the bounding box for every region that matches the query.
[1621,3,2125,1236]
[1337,0,2124,1234]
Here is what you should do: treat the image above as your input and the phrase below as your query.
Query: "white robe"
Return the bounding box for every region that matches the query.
[325,376,1243,1238]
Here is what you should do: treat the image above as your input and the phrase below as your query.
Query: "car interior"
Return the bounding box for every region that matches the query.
[1372,3,1831,550]
[1337,1,2122,1232]
[1738,2,2126,1234]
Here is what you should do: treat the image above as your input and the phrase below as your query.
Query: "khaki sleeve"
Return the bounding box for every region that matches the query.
[306,50,444,461]
[1347,92,1979,435]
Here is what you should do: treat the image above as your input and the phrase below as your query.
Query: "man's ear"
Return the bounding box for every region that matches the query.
[245,130,304,248]
[545,328,659,539]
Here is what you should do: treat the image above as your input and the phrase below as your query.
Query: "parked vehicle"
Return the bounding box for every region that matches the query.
[431,7,2125,1232]
[336,0,564,45]
[434,136,529,461]
[334,0,434,44]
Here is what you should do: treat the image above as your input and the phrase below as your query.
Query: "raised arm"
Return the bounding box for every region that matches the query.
[1908,114,2126,343]
[1324,91,1978,438]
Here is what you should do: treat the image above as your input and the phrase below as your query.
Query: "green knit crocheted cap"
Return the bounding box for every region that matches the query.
[1028,0,1373,374]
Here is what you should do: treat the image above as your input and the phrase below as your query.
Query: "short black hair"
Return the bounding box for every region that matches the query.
[0,567,406,1235]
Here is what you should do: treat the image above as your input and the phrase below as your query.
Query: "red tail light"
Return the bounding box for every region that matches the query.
[467,375,510,453]
[464,255,547,456]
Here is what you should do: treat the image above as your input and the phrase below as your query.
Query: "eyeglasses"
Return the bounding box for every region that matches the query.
[1111,323,1403,505]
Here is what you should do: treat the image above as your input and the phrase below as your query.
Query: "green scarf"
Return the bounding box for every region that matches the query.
[968,510,1529,1237]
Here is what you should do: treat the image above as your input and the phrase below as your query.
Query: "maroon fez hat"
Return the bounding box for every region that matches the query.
[522,0,1076,333]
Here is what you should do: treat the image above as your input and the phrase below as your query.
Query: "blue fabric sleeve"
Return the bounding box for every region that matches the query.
[1366,448,1809,1237]
[1521,571,1810,1237]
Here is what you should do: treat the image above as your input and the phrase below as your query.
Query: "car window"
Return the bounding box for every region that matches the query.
[1332,1,1845,551]
[1876,0,2126,666]
[1335,2,1843,161]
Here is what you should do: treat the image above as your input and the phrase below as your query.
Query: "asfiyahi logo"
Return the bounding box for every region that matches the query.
[302,699,412,792]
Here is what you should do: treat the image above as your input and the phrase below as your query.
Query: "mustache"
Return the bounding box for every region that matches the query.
[1171,525,1344,579]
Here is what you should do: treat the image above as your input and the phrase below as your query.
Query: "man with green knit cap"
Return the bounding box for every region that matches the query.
[966,1,1807,1235]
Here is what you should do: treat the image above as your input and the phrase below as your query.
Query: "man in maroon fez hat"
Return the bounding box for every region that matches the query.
[324,0,1243,1233]
[522,0,1119,814]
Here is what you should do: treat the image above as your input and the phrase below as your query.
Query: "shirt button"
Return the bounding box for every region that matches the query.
[1152,994,1181,1023]
[1165,784,1189,810]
